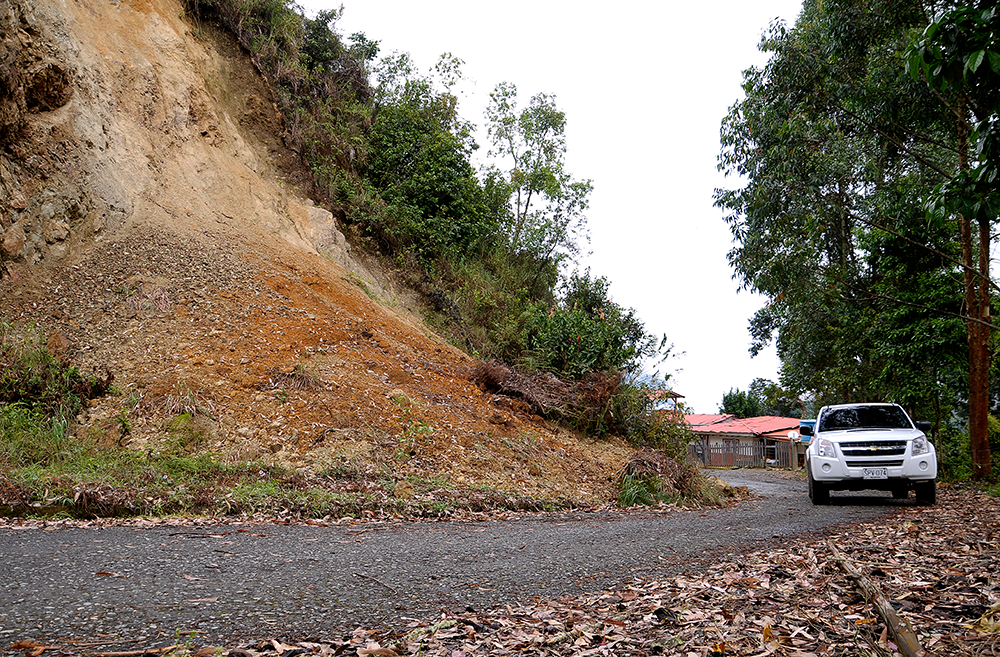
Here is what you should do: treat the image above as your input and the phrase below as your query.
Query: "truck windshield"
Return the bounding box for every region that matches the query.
[819,406,912,431]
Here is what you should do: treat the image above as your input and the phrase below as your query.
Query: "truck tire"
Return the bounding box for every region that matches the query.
[808,467,829,505]
[914,480,936,506]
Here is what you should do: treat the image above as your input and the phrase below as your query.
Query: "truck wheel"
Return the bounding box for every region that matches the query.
[914,480,936,506]
[808,467,829,505]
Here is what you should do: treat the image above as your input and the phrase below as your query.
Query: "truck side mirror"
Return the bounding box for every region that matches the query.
[915,420,931,433]
[799,424,813,437]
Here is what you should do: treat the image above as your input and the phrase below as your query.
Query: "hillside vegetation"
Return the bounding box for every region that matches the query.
[179,0,669,382]
[0,0,698,516]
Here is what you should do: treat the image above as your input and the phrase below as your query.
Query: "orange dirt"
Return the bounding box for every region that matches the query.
[3,222,633,505]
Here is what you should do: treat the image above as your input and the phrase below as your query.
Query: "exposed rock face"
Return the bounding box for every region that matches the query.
[0,0,27,144]
[1,0,86,268]
[0,0,356,276]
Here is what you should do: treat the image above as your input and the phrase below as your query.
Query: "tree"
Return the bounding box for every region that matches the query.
[716,0,984,461]
[484,82,593,282]
[364,52,491,261]
[906,2,1000,477]
[525,270,665,378]
[750,378,805,418]
[719,388,763,419]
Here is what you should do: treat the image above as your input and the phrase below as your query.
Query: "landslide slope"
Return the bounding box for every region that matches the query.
[0,0,633,505]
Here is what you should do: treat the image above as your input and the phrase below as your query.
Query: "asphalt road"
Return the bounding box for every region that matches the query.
[0,469,911,649]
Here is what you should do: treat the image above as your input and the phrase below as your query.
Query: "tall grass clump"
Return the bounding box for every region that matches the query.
[618,472,668,507]
[0,402,78,469]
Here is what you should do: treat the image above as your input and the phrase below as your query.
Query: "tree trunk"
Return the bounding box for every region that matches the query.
[972,214,992,479]
[958,96,992,480]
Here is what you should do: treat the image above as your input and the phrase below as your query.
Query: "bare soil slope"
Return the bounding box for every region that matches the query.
[0,0,632,505]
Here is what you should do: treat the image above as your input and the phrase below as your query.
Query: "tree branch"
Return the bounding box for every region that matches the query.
[834,103,954,179]
[847,210,1000,296]
[828,283,1000,332]
[828,540,926,657]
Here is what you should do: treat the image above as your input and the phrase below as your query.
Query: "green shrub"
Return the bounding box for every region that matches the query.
[524,271,663,379]
[0,321,112,418]
[365,65,492,262]
[934,415,1000,483]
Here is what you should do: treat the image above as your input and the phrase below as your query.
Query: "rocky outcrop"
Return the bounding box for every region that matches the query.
[0,0,120,270]
[0,0,365,281]
[0,0,26,144]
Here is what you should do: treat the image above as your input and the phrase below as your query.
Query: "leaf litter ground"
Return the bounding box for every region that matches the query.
[6,485,999,657]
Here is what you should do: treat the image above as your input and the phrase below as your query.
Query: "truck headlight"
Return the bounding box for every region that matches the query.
[817,439,836,458]
[912,435,930,455]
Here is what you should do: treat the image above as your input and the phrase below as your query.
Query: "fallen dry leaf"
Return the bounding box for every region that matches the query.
[9,640,55,657]
[356,643,398,657]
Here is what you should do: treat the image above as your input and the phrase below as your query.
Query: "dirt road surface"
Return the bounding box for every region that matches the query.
[0,469,912,649]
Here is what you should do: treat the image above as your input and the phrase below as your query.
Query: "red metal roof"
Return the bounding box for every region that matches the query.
[685,414,735,427]
[684,415,802,440]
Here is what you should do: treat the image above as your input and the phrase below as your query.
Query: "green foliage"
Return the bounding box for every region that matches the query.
[715,0,973,428]
[524,270,663,378]
[0,321,112,419]
[434,256,539,360]
[301,8,357,73]
[0,403,75,469]
[719,388,763,418]
[363,53,492,261]
[719,380,803,418]
[749,378,804,418]
[906,3,1000,226]
[164,413,208,453]
[944,414,1000,481]
[617,472,666,506]
[616,450,719,508]
[605,376,692,456]
[485,82,593,271]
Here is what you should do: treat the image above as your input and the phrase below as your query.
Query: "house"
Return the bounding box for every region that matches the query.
[685,414,804,468]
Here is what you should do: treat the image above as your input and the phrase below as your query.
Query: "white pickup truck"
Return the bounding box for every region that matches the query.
[801,403,937,505]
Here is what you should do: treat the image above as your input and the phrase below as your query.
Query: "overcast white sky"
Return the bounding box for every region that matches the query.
[298,0,805,413]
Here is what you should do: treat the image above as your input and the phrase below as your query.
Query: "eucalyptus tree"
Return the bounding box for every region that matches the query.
[907,2,1000,477]
[716,0,987,466]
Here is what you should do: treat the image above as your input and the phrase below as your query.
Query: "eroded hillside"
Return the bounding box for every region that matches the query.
[0,0,633,504]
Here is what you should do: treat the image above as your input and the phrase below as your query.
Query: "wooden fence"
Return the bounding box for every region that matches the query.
[689,441,794,469]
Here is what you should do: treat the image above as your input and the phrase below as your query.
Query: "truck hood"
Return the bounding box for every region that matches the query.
[819,428,925,442]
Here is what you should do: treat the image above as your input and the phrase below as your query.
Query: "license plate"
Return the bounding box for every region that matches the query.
[863,468,888,479]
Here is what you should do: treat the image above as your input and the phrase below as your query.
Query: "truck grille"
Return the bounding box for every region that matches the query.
[840,440,907,457]
[846,459,904,468]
